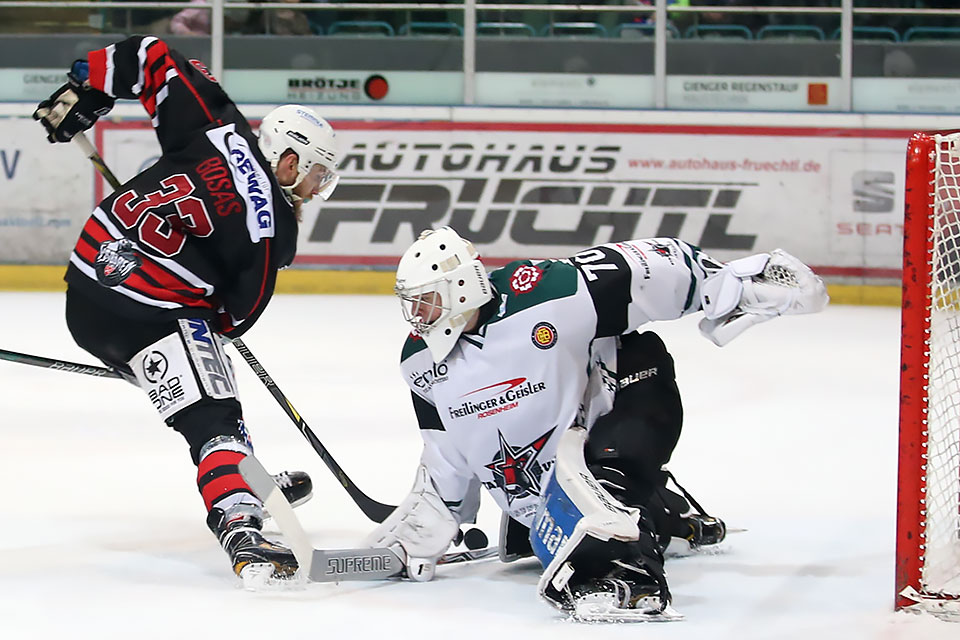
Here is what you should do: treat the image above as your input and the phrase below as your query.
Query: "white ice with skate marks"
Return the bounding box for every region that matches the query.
[0,292,956,639]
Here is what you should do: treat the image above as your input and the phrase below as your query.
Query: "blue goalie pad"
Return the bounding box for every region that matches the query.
[529,467,583,569]
[530,427,649,614]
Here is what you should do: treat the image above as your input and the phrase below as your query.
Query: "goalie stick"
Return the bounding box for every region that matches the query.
[71,131,398,523]
[239,455,496,582]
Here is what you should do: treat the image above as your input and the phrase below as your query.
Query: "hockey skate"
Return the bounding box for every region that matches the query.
[209,508,299,583]
[572,561,682,623]
[546,519,680,623]
[260,470,313,522]
[652,471,727,553]
[684,514,726,548]
[272,470,313,508]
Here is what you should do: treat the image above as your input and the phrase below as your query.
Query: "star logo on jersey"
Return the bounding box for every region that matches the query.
[646,241,676,264]
[648,242,671,257]
[485,427,555,504]
[509,264,543,294]
[141,351,169,384]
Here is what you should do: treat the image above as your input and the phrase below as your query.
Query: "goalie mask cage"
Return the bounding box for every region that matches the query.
[898,131,960,617]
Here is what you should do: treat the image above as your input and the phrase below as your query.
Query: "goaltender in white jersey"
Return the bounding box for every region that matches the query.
[364,228,827,622]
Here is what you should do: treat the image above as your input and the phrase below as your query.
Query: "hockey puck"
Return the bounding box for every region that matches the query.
[463,527,488,550]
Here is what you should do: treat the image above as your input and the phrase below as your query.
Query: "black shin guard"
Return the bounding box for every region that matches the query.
[585,331,724,549]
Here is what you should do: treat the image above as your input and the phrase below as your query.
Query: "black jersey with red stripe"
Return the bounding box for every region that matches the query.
[65,36,297,338]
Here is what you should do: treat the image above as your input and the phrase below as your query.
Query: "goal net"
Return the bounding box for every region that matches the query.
[898,131,960,618]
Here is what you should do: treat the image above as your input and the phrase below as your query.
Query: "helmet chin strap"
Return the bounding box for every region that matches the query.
[272,157,311,205]
[282,185,305,204]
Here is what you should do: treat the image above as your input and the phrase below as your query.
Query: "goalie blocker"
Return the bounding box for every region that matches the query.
[531,426,681,622]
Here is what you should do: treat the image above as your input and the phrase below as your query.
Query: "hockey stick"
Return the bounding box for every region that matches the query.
[1,137,125,380]
[0,348,122,379]
[0,134,125,380]
[240,454,401,581]
[437,546,499,564]
[229,338,397,523]
[239,456,496,583]
[72,130,398,523]
[74,130,122,189]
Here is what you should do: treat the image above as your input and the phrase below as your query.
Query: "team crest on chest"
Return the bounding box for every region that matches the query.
[510,264,543,294]
[531,321,557,350]
[484,427,556,504]
[94,238,142,287]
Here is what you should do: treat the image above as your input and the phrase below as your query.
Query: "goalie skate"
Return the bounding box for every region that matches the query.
[568,565,682,624]
[573,591,683,623]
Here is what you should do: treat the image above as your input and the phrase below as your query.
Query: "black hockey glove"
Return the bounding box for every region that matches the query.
[33,66,114,143]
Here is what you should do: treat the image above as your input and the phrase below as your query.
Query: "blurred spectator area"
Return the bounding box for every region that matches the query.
[0,0,115,33]
[320,1,960,41]
[0,2,958,39]
[169,0,318,36]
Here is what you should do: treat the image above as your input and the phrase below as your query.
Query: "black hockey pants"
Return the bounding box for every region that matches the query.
[585,330,687,545]
[65,286,246,463]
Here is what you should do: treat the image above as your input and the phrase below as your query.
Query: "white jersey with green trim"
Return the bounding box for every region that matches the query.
[399,238,719,527]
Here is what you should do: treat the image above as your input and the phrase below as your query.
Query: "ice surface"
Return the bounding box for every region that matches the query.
[0,292,955,639]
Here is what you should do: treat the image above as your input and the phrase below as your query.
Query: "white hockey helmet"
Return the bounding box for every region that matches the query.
[258,104,340,200]
[395,227,493,362]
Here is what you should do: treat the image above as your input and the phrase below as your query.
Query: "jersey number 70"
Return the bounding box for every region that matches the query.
[573,248,619,282]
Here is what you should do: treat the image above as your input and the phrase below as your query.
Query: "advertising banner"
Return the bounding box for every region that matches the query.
[223,70,462,105]
[3,65,960,113]
[0,118,91,264]
[0,69,70,102]
[853,78,960,114]
[94,119,911,283]
[0,114,916,283]
[475,73,654,108]
[667,76,842,111]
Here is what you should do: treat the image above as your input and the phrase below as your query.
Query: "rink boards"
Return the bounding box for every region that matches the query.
[2,105,954,300]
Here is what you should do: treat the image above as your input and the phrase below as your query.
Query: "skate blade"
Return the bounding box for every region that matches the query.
[238,563,306,592]
[287,491,313,509]
[664,536,728,558]
[572,593,684,623]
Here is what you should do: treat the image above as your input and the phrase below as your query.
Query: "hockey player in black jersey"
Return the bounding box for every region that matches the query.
[365,228,829,621]
[33,36,340,583]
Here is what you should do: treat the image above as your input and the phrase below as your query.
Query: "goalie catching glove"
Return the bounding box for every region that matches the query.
[698,249,828,347]
[362,464,460,582]
[33,60,115,143]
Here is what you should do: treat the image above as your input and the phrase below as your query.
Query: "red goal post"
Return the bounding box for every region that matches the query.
[897,131,960,618]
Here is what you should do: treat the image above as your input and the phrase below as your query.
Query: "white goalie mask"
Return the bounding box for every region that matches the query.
[395,227,493,363]
[258,104,340,201]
